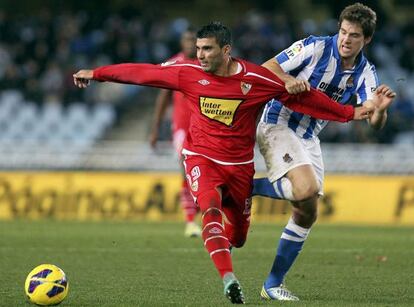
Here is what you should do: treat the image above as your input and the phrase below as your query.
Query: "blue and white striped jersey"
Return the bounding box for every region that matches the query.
[261,34,379,139]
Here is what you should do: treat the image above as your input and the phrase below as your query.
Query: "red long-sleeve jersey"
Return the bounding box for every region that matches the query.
[93,59,354,163]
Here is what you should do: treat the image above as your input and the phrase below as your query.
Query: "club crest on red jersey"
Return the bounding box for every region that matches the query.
[240,81,252,95]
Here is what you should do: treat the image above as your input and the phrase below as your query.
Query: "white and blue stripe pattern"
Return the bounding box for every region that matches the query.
[264,218,310,288]
[280,217,310,242]
[261,34,379,139]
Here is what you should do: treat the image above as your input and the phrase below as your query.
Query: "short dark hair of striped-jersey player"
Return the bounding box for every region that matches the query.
[339,2,377,38]
[196,21,232,47]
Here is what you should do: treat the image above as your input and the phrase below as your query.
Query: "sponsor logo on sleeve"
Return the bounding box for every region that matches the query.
[285,42,304,58]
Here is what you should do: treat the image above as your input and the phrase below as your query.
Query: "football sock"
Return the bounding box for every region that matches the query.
[273,177,294,201]
[252,177,280,198]
[181,182,197,222]
[252,177,294,201]
[199,191,232,278]
[265,217,310,288]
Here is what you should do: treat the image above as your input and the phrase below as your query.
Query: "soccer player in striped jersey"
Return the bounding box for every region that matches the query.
[149,29,202,238]
[255,3,396,301]
[74,22,372,304]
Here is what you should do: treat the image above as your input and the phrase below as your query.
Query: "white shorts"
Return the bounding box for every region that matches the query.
[256,122,324,192]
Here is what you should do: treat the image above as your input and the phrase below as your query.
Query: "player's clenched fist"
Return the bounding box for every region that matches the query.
[73,69,93,88]
[284,77,311,95]
[353,105,374,120]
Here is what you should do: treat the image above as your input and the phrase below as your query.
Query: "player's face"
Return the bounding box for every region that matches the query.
[181,31,196,59]
[338,19,371,62]
[196,37,228,73]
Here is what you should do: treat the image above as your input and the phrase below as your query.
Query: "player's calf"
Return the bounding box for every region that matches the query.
[292,197,318,228]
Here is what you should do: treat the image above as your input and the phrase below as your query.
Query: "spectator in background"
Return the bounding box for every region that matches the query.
[253,3,396,301]
[149,28,202,238]
[0,5,412,143]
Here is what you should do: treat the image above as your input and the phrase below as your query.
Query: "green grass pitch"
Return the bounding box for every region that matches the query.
[0,220,413,306]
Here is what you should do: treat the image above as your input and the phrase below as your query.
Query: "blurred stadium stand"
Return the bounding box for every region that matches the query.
[0,0,413,172]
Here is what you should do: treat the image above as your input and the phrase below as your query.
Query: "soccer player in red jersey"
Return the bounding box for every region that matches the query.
[149,29,202,238]
[74,22,372,304]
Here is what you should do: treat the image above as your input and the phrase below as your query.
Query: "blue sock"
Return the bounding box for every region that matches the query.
[252,177,281,199]
[264,218,310,288]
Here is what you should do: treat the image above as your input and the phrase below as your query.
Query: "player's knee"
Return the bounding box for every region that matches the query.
[293,180,320,201]
[202,207,222,219]
[306,207,318,225]
[225,224,248,248]
[229,237,246,248]
[197,190,221,213]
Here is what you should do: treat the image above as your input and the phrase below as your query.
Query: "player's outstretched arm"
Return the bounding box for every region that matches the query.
[74,63,181,91]
[277,88,357,123]
[73,70,93,88]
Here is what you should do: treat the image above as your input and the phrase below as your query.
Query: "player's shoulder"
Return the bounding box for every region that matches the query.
[301,35,331,46]
[238,59,269,74]
[357,53,377,75]
[160,58,201,70]
[299,35,336,59]
[285,35,332,58]
[305,34,331,42]
[237,58,280,81]
[361,60,378,80]
[364,58,377,72]
[168,52,185,62]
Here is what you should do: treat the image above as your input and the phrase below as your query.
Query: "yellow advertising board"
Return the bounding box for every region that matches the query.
[0,172,183,221]
[253,175,414,225]
[0,172,413,225]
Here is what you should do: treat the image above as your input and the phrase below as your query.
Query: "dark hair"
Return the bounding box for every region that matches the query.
[339,3,377,38]
[196,22,232,47]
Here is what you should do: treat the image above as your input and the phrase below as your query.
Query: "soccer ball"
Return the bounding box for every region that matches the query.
[25,264,69,305]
